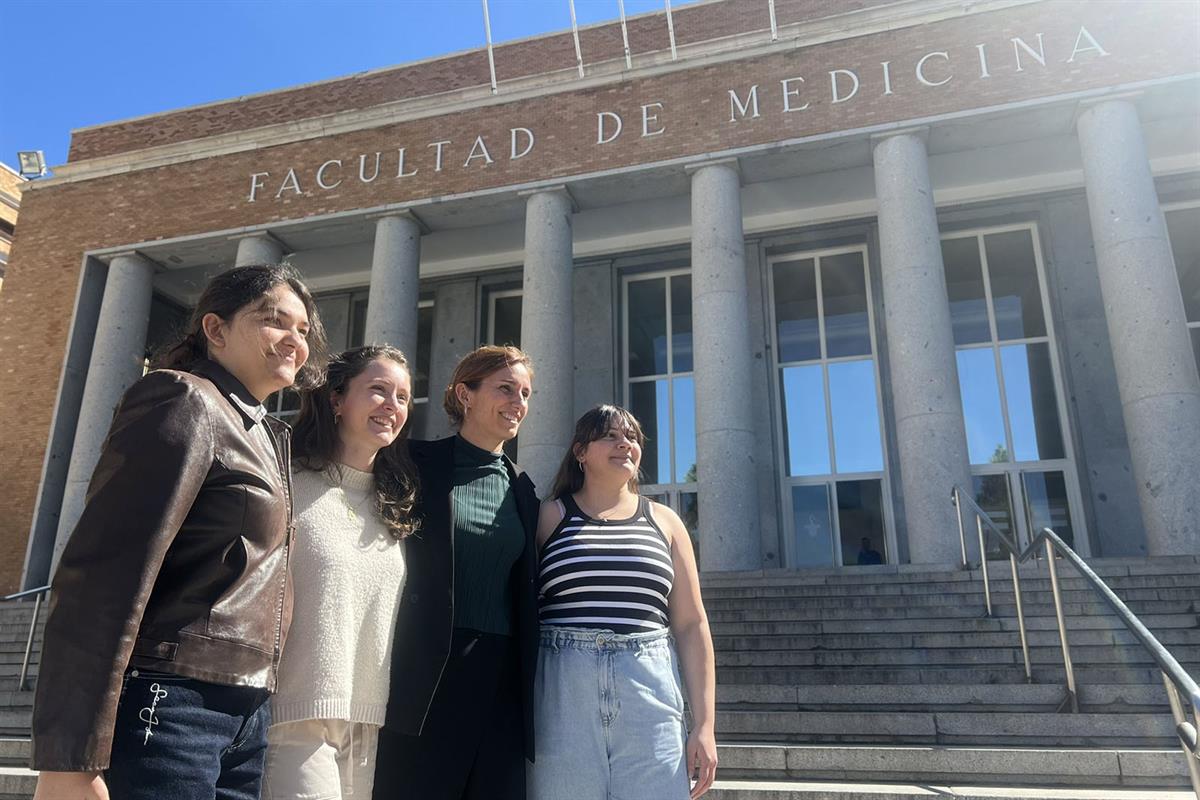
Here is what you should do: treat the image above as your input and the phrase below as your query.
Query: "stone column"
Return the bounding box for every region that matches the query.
[1077,98,1200,556]
[53,252,156,567]
[688,159,761,571]
[872,130,973,565]
[232,231,285,266]
[363,212,421,358]
[518,187,574,495]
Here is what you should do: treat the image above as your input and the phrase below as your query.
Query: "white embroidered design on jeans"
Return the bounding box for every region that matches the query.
[138,683,168,745]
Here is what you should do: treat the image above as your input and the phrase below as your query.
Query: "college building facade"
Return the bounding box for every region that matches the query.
[1,0,1198,593]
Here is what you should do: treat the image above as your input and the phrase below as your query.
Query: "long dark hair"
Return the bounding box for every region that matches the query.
[442,345,534,428]
[292,345,420,540]
[151,264,328,391]
[549,404,647,500]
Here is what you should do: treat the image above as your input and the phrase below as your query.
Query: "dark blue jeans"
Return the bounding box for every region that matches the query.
[105,669,271,800]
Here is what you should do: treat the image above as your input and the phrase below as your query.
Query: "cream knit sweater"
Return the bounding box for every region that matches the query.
[271,465,407,726]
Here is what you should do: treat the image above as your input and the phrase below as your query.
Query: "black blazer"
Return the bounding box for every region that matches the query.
[382,435,540,761]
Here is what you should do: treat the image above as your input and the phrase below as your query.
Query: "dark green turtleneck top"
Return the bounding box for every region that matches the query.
[451,435,526,636]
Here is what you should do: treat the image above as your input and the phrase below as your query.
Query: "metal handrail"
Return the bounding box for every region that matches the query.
[952,485,1200,793]
[1,585,49,691]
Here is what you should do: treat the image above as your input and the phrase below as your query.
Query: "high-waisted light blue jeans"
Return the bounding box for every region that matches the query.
[529,626,690,800]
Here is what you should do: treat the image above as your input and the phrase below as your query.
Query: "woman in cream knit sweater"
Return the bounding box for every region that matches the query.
[262,345,419,799]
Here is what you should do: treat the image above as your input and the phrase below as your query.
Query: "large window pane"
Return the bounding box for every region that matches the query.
[972,474,1017,556]
[957,348,1008,465]
[829,360,883,473]
[837,479,885,566]
[1192,328,1200,380]
[630,380,671,485]
[985,230,1046,341]
[942,236,991,345]
[673,377,697,483]
[792,485,834,567]
[1165,206,1200,323]
[492,295,522,347]
[780,365,830,476]
[1023,470,1074,549]
[415,305,433,400]
[350,296,368,348]
[317,294,351,354]
[774,258,821,362]
[628,278,667,377]
[671,275,693,373]
[1001,343,1064,462]
[822,252,872,358]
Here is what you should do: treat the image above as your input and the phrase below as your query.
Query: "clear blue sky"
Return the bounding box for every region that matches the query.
[2,0,700,170]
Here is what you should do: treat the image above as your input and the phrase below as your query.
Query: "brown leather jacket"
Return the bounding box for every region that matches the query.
[31,360,294,772]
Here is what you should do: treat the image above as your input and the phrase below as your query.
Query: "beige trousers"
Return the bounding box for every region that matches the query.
[262,718,379,800]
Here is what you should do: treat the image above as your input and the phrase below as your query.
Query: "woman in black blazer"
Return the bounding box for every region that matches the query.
[374,345,539,800]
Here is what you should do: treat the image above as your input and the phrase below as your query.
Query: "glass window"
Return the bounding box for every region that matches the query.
[770,246,891,567]
[985,230,1046,341]
[1001,343,1064,462]
[630,379,671,485]
[972,474,1017,556]
[957,348,1008,464]
[1165,204,1200,380]
[791,485,835,568]
[821,251,872,358]
[317,294,352,355]
[491,293,522,348]
[628,278,668,377]
[942,236,991,346]
[836,479,885,567]
[671,275,693,373]
[773,258,821,363]
[1022,470,1074,549]
[414,303,433,401]
[829,360,883,473]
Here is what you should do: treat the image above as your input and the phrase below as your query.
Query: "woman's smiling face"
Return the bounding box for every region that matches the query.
[457,363,533,452]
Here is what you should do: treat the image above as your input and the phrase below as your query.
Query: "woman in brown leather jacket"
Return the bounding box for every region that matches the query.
[31,264,327,800]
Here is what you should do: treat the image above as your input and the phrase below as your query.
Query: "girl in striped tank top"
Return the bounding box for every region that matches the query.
[530,405,717,800]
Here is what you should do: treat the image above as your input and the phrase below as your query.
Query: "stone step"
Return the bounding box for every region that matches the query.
[715,664,1175,686]
[704,587,1199,610]
[706,778,1195,799]
[716,683,1168,712]
[708,599,1196,622]
[0,697,32,714]
[708,612,1199,636]
[717,744,1188,788]
[702,573,1200,600]
[715,644,1200,668]
[0,714,29,737]
[0,740,28,767]
[712,628,1200,653]
[716,710,1177,747]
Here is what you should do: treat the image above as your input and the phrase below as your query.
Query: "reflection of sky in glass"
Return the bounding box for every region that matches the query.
[1000,344,1063,462]
[829,360,883,473]
[956,348,1007,465]
[792,484,834,567]
[673,377,696,483]
[655,379,671,483]
[781,365,830,476]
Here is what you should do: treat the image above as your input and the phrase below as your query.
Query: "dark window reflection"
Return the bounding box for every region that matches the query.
[972,473,1016,557]
[1191,328,1200,380]
[628,278,668,377]
[837,479,885,566]
[680,491,699,568]
[1023,470,1074,549]
[1165,206,1200,323]
[792,484,834,567]
[415,305,433,400]
[774,258,821,362]
[350,296,368,348]
[1001,343,1064,462]
[317,294,351,354]
[671,275,693,373]
[985,230,1046,341]
[942,236,991,345]
[630,380,669,485]
[492,295,522,348]
[821,251,871,359]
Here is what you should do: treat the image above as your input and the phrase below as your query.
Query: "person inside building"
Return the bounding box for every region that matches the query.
[373,344,540,800]
[857,537,884,566]
[31,264,326,800]
[261,344,417,800]
[532,404,717,800]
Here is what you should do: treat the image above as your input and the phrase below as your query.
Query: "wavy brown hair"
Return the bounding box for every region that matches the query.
[442,345,534,428]
[549,404,647,500]
[292,345,419,540]
[151,263,328,390]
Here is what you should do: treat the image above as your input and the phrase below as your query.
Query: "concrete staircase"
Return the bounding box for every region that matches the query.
[0,557,1196,798]
[703,557,1200,799]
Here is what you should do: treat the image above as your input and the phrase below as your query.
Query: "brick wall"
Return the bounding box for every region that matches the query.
[0,0,1196,591]
[0,165,22,285]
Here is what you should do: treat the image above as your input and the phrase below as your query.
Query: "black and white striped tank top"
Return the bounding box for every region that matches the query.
[538,495,675,634]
